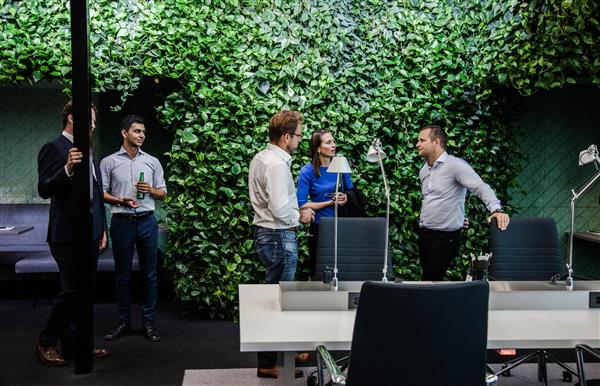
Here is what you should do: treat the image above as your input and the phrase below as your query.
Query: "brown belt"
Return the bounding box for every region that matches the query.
[288,227,298,232]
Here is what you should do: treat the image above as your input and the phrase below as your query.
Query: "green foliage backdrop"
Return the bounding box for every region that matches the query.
[1,0,598,318]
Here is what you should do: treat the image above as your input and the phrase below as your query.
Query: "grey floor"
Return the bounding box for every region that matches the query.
[183,363,600,386]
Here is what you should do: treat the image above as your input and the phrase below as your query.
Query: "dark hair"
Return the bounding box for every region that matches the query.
[309,130,331,177]
[268,110,303,142]
[120,114,146,131]
[62,100,97,129]
[421,124,447,150]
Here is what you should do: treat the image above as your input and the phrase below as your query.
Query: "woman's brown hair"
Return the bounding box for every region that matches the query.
[309,130,331,177]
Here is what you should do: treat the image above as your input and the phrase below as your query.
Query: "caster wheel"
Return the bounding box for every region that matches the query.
[562,370,572,382]
[501,365,511,377]
[307,374,318,386]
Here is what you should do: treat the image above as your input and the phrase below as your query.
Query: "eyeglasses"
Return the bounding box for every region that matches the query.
[288,132,302,138]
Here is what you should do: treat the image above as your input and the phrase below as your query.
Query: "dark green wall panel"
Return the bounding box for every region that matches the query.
[509,85,600,279]
[0,86,66,203]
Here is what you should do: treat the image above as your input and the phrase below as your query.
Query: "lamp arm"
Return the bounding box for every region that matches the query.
[571,168,600,201]
[567,167,600,291]
[378,152,390,282]
[332,173,340,291]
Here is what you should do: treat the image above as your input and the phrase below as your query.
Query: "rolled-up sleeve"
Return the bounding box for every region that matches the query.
[267,163,299,225]
[99,157,111,194]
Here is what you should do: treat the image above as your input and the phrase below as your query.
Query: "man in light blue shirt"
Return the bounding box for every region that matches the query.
[416,125,510,280]
[100,115,166,343]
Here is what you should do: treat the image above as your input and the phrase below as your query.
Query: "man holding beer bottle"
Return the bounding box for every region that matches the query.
[100,114,167,342]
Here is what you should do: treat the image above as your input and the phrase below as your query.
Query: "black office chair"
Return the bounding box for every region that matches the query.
[575,345,600,386]
[314,217,392,282]
[489,217,578,384]
[315,280,490,386]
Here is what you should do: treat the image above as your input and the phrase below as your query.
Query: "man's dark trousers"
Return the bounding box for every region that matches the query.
[39,239,100,349]
[418,227,461,281]
[110,213,158,325]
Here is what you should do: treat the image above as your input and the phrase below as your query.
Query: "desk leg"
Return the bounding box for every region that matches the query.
[277,351,295,386]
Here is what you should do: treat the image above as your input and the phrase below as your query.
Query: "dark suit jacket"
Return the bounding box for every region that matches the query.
[38,134,106,244]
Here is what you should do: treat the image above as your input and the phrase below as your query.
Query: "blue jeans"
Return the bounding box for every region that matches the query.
[254,226,298,368]
[254,226,298,284]
[110,214,158,325]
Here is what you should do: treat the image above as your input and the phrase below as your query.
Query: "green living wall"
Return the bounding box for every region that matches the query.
[1,0,598,318]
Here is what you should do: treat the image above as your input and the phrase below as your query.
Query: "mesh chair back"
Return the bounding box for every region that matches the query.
[347,281,489,386]
[314,217,392,281]
[489,217,564,281]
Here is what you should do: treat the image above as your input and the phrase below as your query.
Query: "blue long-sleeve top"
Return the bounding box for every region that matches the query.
[297,163,353,224]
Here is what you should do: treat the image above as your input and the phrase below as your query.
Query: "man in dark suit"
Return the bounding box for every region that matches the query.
[35,100,109,366]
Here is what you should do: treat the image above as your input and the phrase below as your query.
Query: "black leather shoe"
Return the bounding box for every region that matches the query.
[104,323,130,341]
[143,324,161,342]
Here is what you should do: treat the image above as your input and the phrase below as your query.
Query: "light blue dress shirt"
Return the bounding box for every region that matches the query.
[100,147,166,214]
[419,152,501,231]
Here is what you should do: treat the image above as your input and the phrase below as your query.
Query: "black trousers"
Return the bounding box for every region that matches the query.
[418,227,462,281]
[39,241,98,350]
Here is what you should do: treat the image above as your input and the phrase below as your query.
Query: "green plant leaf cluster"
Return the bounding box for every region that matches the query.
[1,0,598,318]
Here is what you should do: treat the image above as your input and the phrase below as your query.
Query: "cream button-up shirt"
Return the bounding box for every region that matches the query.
[249,144,300,229]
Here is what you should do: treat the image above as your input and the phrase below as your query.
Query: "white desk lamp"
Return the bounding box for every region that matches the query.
[567,144,600,291]
[327,155,352,291]
[366,138,390,282]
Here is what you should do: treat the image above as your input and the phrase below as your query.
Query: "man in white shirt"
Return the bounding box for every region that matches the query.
[248,110,314,379]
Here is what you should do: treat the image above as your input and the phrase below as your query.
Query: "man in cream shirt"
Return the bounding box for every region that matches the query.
[248,110,314,379]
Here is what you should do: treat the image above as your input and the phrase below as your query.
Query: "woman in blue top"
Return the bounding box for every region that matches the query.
[297,130,353,277]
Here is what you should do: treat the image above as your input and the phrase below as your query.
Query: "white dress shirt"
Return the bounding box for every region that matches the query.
[249,144,300,229]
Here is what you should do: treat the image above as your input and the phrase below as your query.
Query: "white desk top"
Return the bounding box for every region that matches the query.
[239,283,600,352]
[239,284,356,351]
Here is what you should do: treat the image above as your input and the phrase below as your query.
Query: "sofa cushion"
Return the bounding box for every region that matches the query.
[15,249,139,274]
[0,204,49,251]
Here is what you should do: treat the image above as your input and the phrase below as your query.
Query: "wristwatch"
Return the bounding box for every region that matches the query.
[492,208,503,214]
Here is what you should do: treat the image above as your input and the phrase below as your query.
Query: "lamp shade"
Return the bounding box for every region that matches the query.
[327,156,352,173]
[579,144,599,166]
[366,139,387,163]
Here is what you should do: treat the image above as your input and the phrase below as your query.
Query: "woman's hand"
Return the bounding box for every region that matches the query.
[336,193,348,206]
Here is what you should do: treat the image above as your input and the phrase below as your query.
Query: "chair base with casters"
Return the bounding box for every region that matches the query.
[496,349,578,386]
[575,344,600,386]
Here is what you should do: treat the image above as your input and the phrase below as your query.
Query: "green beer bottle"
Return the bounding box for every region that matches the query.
[136,172,145,200]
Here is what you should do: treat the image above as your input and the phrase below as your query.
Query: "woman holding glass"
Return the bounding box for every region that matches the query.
[297,130,353,277]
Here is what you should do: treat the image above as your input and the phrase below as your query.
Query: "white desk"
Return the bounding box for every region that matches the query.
[239,283,600,385]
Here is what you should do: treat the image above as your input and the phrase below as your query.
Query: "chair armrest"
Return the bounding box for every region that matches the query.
[316,345,346,385]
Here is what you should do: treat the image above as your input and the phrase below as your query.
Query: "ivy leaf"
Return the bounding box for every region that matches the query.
[219,187,235,198]
[182,129,199,144]
[258,80,270,94]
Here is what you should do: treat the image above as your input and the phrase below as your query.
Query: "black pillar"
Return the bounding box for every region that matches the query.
[70,0,94,374]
